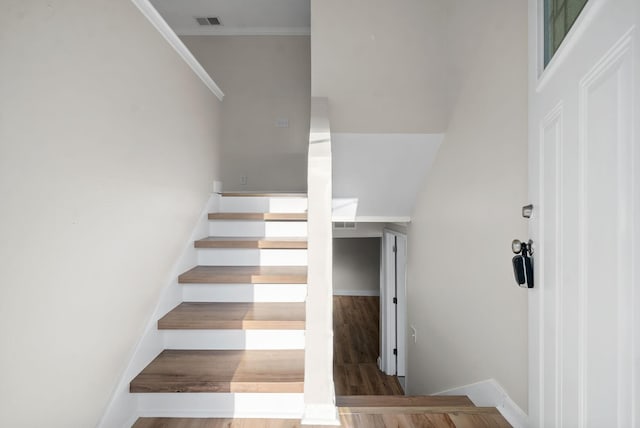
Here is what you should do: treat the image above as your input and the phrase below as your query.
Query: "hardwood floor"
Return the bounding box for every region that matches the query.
[178,266,308,284]
[134,408,511,428]
[335,395,474,407]
[132,295,514,427]
[333,296,403,395]
[158,302,305,330]
[220,192,307,197]
[194,237,308,249]
[129,350,304,393]
[207,212,307,221]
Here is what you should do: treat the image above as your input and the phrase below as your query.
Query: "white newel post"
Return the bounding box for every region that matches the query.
[302,98,340,425]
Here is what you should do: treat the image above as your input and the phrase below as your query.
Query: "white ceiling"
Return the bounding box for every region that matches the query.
[149,0,310,36]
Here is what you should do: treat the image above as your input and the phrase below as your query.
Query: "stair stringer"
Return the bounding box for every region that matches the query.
[97,192,220,428]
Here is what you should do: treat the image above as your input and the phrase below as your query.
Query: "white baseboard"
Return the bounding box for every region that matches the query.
[435,379,528,428]
[333,290,380,297]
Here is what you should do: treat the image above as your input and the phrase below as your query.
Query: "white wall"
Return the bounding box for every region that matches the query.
[333,238,381,295]
[406,0,529,411]
[181,36,311,191]
[332,133,443,220]
[311,0,448,133]
[0,1,221,426]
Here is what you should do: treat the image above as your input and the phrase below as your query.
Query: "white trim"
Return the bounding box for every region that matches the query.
[354,216,412,223]
[124,414,139,428]
[380,229,407,377]
[538,101,564,426]
[333,232,383,238]
[176,27,311,37]
[130,0,224,101]
[333,289,380,297]
[436,379,528,428]
[138,392,304,419]
[301,404,340,426]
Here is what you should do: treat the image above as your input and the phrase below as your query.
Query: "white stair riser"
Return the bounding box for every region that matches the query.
[208,220,307,237]
[182,284,308,303]
[220,197,307,213]
[163,330,305,350]
[137,393,304,419]
[196,248,307,266]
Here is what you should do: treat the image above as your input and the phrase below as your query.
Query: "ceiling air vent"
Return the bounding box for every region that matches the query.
[333,222,356,230]
[195,17,222,26]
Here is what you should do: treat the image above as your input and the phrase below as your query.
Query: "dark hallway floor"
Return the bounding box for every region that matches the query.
[333,295,404,395]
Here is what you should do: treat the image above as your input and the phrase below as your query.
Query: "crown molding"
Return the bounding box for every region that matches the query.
[130,0,225,100]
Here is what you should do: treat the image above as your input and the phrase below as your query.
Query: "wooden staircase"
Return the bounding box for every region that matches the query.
[128,192,512,427]
[129,192,309,420]
[133,395,512,427]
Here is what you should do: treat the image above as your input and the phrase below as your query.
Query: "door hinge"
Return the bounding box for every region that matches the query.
[393,244,397,253]
[393,297,397,304]
[393,348,397,355]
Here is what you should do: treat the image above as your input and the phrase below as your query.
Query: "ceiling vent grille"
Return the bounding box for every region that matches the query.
[333,222,356,230]
[195,17,222,26]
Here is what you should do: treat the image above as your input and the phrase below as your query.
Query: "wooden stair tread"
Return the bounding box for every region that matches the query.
[339,406,500,415]
[130,350,304,393]
[195,236,307,249]
[221,192,307,198]
[158,302,305,330]
[208,212,307,221]
[178,266,308,284]
[336,395,475,407]
[133,406,511,427]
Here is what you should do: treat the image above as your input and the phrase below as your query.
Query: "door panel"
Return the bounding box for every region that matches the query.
[381,230,407,378]
[580,39,634,427]
[529,0,639,426]
[396,234,407,378]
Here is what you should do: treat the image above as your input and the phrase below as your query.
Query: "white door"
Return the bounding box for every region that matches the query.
[528,0,639,427]
[380,230,407,378]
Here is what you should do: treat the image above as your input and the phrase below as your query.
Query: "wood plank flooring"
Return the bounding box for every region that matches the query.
[208,213,307,221]
[220,192,307,197]
[178,266,307,284]
[130,350,304,393]
[133,408,512,428]
[132,296,514,427]
[195,237,307,249]
[336,395,474,407]
[333,296,403,395]
[158,302,305,330]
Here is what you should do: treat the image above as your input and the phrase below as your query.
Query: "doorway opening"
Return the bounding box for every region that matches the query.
[332,234,406,396]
